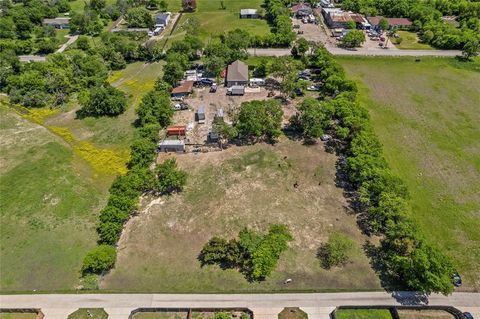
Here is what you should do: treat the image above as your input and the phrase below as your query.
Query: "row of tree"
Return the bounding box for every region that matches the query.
[81,78,187,277]
[200,224,292,281]
[294,46,455,295]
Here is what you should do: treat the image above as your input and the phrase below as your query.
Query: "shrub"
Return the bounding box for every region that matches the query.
[82,244,117,274]
[318,233,354,269]
[78,84,127,117]
[154,159,187,194]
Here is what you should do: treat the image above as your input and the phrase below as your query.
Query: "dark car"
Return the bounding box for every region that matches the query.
[452,272,462,287]
[200,78,215,86]
[463,312,474,319]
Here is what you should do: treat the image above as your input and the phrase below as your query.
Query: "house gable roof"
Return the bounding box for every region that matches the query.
[226,60,248,83]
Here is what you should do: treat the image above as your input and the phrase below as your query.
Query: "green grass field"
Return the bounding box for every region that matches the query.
[393,31,434,50]
[336,309,392,319]
[0,313,38,319]
[0,61,164,292]
[168,0,271,41]
[339,57,480,290]
[0,108,103,291]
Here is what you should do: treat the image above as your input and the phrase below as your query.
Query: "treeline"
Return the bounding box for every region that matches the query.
[293,46,455,295]
[82,78,187,278]
[200,224,292,281]
[338,0,480,51]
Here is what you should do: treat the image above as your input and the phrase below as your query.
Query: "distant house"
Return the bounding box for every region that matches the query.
[240,9,258,19]
[171,81,194,98]
[159,140,185,152]
[367,16,412,31]
[155,12,171,27]
[225,60,249,87]
[322,8,352,28]
[291,3,312,17]
[196,106,205,124]
[43,17,70,29]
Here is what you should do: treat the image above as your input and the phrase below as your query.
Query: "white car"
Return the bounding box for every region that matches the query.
[307,85,321,91]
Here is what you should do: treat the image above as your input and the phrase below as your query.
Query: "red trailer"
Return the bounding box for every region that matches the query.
[167,125,186,136]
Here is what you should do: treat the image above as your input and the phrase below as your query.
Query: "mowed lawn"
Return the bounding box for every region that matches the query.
[168,0,271,41]
[0,108,103,291]
[101,139,380,292]
[394,31,434,50]
[339,57,480,290]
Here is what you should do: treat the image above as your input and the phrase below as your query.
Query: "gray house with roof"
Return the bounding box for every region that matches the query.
[240,9,258,19]
[225,60,249,87]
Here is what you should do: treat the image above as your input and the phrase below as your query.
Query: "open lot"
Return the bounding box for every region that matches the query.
[393,31,434,50]
[101,138,380,291]
[0,62,164,292]
[167,0,271,41]
[338,57,480,290]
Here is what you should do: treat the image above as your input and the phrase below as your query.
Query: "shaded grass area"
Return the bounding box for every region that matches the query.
[101,140,380,291]
[0,109,103,291]
[168,0,271,41]
[393,31,434,50]
[67,309,108,319]
[336,309,392,319]
[338,56,480,290]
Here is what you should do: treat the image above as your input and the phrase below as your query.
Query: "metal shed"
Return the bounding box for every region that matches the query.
[158,140,185,152]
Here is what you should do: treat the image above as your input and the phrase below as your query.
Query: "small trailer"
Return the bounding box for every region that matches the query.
[158,139,185,152]
[166,125,186,136]
[196,106,206,124]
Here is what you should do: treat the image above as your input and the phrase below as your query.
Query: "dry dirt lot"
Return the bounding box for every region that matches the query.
[101,138,380,292]
[170,86,295,145]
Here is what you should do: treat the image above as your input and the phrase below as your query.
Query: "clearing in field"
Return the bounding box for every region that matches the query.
[338,57,480,290]
[393,31,434,50]
[101,139,380,291]
[169,0,271,41]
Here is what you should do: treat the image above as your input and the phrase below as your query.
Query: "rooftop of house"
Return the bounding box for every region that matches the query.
[367,16,412,26]
[291,3,312,12]
[43,17,70,24]
[171,81,194,94]
[226,60,249,82]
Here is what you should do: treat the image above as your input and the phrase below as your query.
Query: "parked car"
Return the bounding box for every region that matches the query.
[297,30,304,34]
[307,85,321,91]
[171,96,184,101]
[173,102,188,110]
[209,84,217,93]
[293,24,300,29]
[380,36,386,41]
[197,78,215,87]
[452,272,462,287]
[463,312,474,319]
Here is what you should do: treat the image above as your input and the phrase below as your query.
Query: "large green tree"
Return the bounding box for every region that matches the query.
[78,84,127,117]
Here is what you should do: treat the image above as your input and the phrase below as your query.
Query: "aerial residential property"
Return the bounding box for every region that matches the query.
[1,0,479,317]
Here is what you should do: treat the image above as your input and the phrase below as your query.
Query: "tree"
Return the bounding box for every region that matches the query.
[162,61,184,86]
[78,84,127,117]
[236,100,283,141]
[379,18,389,31]
[154,159,187,194]
[182,0,196,11]
[82,245,117,274]
[125,7,154,28]
[204,55,225,77]
[70,10,104,35]
[317,233,354,269]
[341,30,365,48]
[89,0,106,11]
[183,16,200,36]
[462,36,480,60]
[346,20,356,29]
[296,98,333,138]
[136,90,173,126]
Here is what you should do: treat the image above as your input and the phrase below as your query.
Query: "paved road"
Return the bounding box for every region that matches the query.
[248,47,462,57]
[1,292,479,319]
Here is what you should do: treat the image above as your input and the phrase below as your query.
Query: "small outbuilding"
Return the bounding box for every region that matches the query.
[43,17,70,29]
[208,131,220,143]
[240,9,258,19]
[367,16,412,31]
[171,81,194,98]
[155,12,171,27]
[159,139,185,152]
[226,60,249,87]
[167,125,186,136]
[196,106,206,124]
